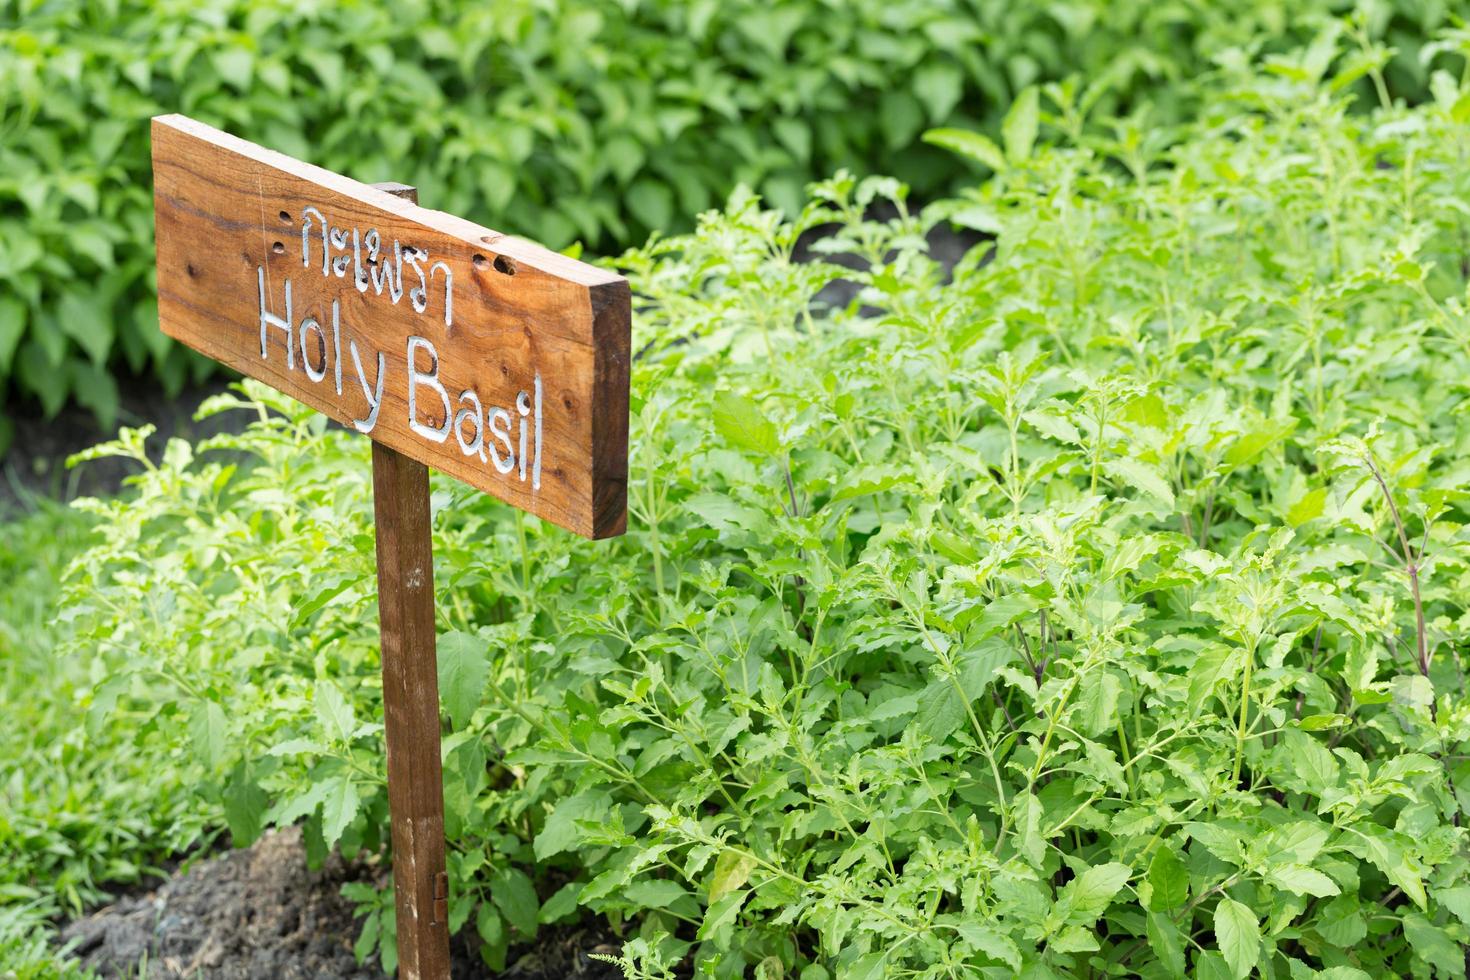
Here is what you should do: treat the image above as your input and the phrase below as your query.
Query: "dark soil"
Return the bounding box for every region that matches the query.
[800,210,983,311]
[56,827,623,980]
[0,372,241,512]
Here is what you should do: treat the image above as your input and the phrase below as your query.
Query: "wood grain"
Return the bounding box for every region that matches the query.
[372,438,451,980]
[151,114,629,538]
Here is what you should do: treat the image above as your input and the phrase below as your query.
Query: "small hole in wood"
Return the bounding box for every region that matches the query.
[473,254,489,271]
[271,241,285,255]
[278,210,291,223]
[493,256,516,276]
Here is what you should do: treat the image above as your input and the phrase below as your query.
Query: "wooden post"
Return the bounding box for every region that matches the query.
[151,118,630,980]
[370,182,451,980]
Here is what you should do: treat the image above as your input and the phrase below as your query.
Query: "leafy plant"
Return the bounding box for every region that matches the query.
[52,26,1470,978]
[0,498,201,977]
[0,0,1458,438]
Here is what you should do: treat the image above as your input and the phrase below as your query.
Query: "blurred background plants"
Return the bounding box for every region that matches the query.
[0,0,1459,443]
[0,496,206,977]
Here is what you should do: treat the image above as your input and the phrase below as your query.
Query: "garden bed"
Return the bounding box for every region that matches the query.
[56,828,621,979]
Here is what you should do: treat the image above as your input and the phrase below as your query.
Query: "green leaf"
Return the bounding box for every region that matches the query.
[1146,911,1185,975]
[687,491,771,535]
[915,677,965,741]
[915,641,1010,742]
[69,360,119,429]
[622,877,688,909]
[713,390,779,456]
[190,701,229,769]
[1213,898,1260,980]
[17,341,66,416]
[1283,729,1338,796]
[437,631,489,731]
[1286,486,1327,526]
[491,866,539,937]
[267,780,333,827]
[210,46,254,90]
[708,848,756,902]
[1435,885,1470,928]
[628,179,673,231]
[86,673,130,737]
[1187,646,1237,713]
[222,765,268,846]
[1146,847,1188,910]
[1077,670,1122,737]
[1196,951,1235,980]
[1350,826,1427,910]
[70,226,113,268]
[0,297,25,375]
[954,922,1021,970]
[829,466,906,504]
[1391,673,1434,710]
[1266,864,1340,897]
[842,951,888,980]
[921,128,1006,172]
[267,737,330,757]
[292,572,360,625]
[1023,408,1081,445]
[56,291,112,365]
[1316,895,1366,948]
[1263,821,1330,865]
[353,909,380,965]
[697,889,748,943]
[379,914,398,977]
[946,203,1003,234]
[1104,457,1175,507]
[1403,913,1463,976]
[1002,86,1039,164]
[604,134,645,184]
[321,775,360,847]
[879,90,924,150]
[1059,862,1131,926]
[534,791,610,861]
[913,62,962,120]
[1017,792,1045,869]
[476,902,505,968]
[538,882,582,924]
[962,593,1038,637]
[1224,419,1296,468]
[315,680,356,744]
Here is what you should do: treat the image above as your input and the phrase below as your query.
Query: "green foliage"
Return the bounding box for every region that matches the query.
[0,0,1458,434]
[52,30,1470,978]
[0,500,201,977]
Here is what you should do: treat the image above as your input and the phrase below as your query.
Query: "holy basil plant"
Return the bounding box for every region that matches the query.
[63,33,1470,978]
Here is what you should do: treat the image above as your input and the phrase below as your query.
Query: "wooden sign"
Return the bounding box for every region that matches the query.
[152,114,630,539]
[150,115,633,980]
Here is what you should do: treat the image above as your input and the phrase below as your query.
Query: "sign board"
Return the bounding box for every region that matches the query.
[151,114,630,538]
[151,114,634,979]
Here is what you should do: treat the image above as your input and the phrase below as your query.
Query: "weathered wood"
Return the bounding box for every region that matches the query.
[152,114,629,538]
[368,182,450,980]
[149,119,633,980]
[373,439,451,980]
